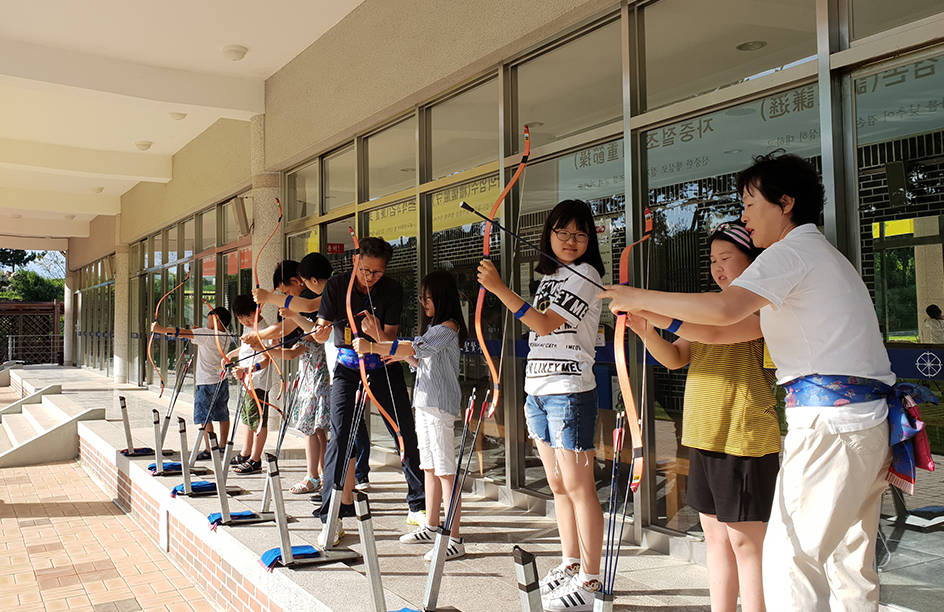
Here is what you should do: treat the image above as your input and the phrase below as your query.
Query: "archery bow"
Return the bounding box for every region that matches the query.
[254,197,284,400]
[149,267,191,398]
[613,207,652,492]
[346,227,406,461]
[475,125,531,418]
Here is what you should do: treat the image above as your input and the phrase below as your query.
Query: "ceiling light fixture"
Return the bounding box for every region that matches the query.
[525,121,544,128]
[135,141,152,151]
[168,112,188,121]
[736,41,767,52]
[12,213,21,219]
[91,186,104,194]
[400,167,415,173]
[724,149,743,155]
[65,214,76,220]
[222,45,248,61]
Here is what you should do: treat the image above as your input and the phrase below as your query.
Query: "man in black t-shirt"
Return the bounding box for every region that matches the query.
[313,237,425,527]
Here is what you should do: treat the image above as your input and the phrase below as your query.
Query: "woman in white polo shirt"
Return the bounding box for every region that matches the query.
[599,152,893,611]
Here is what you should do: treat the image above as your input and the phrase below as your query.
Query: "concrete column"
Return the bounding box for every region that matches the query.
[113,245,130,383]
[63,269,76,366]
[251,114,282,326]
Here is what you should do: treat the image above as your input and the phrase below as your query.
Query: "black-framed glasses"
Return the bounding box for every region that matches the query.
[359,267,385,278]
[552,229,590,243]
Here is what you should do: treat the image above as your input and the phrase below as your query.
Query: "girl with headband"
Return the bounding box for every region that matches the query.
[622,219,778,612]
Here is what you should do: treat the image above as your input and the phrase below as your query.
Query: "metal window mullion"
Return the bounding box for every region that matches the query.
[817,0,849,254]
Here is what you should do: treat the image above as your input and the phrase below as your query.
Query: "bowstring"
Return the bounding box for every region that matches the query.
[364,273,404,452]
[495,153,529,388]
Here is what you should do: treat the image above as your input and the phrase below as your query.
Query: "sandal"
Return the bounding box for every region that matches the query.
[233,459,262,475]
[230,453,250,466]
[196,450,212,461]
[290,476,320,494]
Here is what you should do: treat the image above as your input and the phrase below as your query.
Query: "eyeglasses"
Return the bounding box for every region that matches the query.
[552,229,590,243]
[417,295,432,305]
[359,267,385,278]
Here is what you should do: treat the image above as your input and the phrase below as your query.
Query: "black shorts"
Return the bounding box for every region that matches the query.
[686,447,780,523]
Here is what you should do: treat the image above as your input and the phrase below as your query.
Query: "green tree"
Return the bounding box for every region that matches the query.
[5,271,64,302]
[0,249,38,272]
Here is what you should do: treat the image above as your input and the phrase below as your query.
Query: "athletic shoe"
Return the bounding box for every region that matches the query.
[407,509,427,526]
[317,520,344,548]
[354,476,370,491]
[424,537,465,561]
[540,563,580,597]
[543,577,601,612]
[400,525,436,544]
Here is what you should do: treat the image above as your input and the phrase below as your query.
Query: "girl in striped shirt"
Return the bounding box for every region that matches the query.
[624,221,779,612]
[354,270,469,560]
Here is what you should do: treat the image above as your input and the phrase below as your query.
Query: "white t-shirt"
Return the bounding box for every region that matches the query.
[925,318,944,344]
[238,316,268,389]
[525,262,602,396]
[731,224,894,433]
[190,328,227,386]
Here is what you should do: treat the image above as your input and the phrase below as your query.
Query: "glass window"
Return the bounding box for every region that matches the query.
[324,218,356,277]
[200,255,218,312]
[516,20,622,151]
[324,145,356,211]
[165,228,177,264]
[183,218,195,259]
[242,196,253,235]
[430,79,499,179]
[288,228,319,261]
[853,52,944,608]
[199,209,217,252]
[130,243,140,274]
[287,160,319,221]
[152,233,163,268]
[642,84,821,534]
[223,201,239,244]
[644,0,816,111]
[367,118,416,200]
[851,0,944,40]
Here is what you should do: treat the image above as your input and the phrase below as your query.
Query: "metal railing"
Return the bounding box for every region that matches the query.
[3,335,64,365]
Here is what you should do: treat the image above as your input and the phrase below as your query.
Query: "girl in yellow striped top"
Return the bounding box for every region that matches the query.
[625,220,779,612]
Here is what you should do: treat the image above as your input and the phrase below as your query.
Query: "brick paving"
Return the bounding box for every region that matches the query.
[0,461,218,612]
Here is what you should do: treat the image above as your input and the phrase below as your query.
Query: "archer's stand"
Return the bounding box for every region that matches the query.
[593,593,615,612]
[148,409,208,477]
[118,395,165,457]
[513,546,543,612]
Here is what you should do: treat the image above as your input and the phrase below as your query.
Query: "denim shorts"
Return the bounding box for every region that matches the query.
[194,382,230,425]
[524,390,598,452]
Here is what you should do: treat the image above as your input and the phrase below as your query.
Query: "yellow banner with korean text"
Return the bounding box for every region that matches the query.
[367,200,418,242]
[431,175,502,232]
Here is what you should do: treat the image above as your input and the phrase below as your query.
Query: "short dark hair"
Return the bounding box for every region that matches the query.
[272,260,299,289]
[298,253,334,281]
[232,294,255,318]
[736,150,824,226]
[209,306,231,329]
[536,200,606,277]
[360,237,393,263]
[927,304,942,319]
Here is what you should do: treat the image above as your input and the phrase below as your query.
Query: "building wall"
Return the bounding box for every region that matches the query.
[68,214,117,271]
[118,119,252,245]
[263,0,615,171]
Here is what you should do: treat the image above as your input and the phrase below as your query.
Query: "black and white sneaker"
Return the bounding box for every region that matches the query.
[423,537,465,561]
[543,577,601,612]
[400,525,437,544]
[540,563,580,597]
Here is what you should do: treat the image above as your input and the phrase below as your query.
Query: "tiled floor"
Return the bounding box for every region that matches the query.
[0,461,217,612]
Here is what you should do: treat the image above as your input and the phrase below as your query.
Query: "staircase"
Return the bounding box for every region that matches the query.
[0,387,106,468]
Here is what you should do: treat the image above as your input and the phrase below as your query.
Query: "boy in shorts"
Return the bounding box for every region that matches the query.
[226,294,271,474]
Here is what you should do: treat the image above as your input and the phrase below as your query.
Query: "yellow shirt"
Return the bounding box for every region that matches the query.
[681,339,781,457]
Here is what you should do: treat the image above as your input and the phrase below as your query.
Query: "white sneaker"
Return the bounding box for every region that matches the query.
[540,563,580,597]
[407,509,427,526]
[317,519,344,548]
[543,577,601,612]
[400,525,437,544]
[423,537,465,561]
[354,476,370,491]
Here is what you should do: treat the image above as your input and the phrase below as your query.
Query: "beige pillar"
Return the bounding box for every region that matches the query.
[113,245,130,383]
[251,114,282,325]
[63,269,76,366]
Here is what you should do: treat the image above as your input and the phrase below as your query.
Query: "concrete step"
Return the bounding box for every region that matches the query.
[41,395,89,420]
[2,413,41,446]
[0,427,12,455]
[23,403,66,433]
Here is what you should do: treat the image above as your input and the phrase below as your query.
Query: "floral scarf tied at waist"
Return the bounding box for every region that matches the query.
[784,375,936,495]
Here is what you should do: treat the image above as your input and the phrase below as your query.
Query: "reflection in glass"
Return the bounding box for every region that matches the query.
[516,20,622,151]
[431,79,499,179]
[324,218,355,278]
[183,219,195,259]
[851,0,944,40]
[325,146,356,211]
[223,201,239,245]
[288,161,319,221]
[368,118,416,200]
[200,209,217,252]
[288,229,319,261]
[153,233,163,268]
[166,228,177,263]
[644,0,816,111]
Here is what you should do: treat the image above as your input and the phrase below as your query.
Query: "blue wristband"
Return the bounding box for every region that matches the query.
[666,319,683,333]
[174,327,180,338]
[254,362,261,371]
[389,340,399,356]
[284,295,293,309]
[514,303,531,319]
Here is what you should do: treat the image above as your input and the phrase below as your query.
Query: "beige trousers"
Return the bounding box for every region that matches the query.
[763,417,891,612]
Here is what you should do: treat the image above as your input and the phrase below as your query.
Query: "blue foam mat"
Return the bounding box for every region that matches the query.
[170,481,216,497]
[259,545,321,569]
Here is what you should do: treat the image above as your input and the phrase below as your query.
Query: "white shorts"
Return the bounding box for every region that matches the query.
[415,406,457,476]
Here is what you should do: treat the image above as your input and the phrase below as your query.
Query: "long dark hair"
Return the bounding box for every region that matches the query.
[420,270,468,345]
[535,199,606,277]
